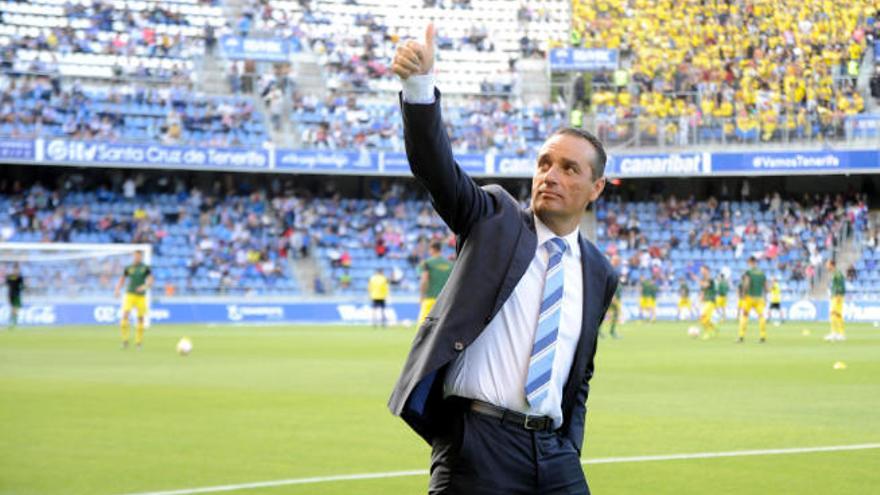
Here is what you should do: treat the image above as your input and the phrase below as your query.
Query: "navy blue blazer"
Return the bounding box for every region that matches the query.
[388,90,618,453]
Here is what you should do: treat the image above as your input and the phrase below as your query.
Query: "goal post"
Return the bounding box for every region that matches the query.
[0,243,153,327]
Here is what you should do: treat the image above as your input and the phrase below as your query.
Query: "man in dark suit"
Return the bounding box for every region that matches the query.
[388,24,618,495]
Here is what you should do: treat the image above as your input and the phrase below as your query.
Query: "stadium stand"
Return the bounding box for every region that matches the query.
[313,198,455,296]
[0,0,223,80]
[0,73,268,145]
[855,227,880,299]
[0,182,299,296]
[247,0,569,94]
[2,174,872,302]
[274,0,571,151]
[596,192,871,300]
[0,0,272,146]
[2,0,876,152]
[291,92,567,152]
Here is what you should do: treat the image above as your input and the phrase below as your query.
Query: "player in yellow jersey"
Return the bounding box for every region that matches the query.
[699,265,717,339]
[639,277,657,322]
[601,281,623,339]
[114,251,153,350]
[715,273,729,321]
[825,260,846,342]
[737,272,748,320]
[417,241,454,326]
[738,256,768,343]
[768,278,783,326]
[368,268,390,328]
[677,278,694,321]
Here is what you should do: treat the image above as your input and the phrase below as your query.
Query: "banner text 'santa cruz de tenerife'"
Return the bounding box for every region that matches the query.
[2,137,879,178]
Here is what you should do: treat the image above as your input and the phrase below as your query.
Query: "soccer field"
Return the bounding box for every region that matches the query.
[1,321,878,495]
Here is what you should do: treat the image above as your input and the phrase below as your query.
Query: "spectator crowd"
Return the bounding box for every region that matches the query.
[572,0,880,146]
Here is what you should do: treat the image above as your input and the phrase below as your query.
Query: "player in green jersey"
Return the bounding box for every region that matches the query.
[417,241,454,326]
[114,251,153,349]
[5,263,24,329]
[601,279,623,339]
[639,277,657,322]
[825,259,846,342]
[699,265,717,339]
[738,256,768,343]
[715,273,729,321]
[677,279,693,321]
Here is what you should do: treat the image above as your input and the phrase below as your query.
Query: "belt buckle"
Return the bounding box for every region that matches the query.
[523,414,544,431]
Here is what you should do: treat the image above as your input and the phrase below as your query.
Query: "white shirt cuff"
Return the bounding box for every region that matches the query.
[402,74,436,104]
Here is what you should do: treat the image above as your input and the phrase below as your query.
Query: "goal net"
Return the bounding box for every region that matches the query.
[0,243,153,326]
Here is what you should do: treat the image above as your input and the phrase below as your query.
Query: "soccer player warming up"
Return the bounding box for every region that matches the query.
[417,241,454,326]
[368,268,390,328]
[601,279,623,339]
[639,276,657,322]
[114,251,153,349]
[677,278,693,321]
[715,273,729,322]
[768,278,783,326]
[5,263,24,329]
[699,265,717,339]
[825,260,846,342]
[738,256,767,343]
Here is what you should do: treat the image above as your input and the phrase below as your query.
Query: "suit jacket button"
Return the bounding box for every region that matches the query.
[453,341,464,351]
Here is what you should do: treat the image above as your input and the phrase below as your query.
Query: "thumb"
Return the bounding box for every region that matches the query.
[424,23,435,68]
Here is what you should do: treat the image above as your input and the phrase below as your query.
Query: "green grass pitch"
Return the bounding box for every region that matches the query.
[1,320,878,495]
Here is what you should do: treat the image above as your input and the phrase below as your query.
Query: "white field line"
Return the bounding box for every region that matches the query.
[120,443,880,495]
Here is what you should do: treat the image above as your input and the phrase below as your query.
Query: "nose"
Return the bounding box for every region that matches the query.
[542,164,560,185]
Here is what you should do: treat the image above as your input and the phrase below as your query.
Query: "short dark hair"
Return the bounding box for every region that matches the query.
[429,241,442,252]
[748,256,757,263]
[549,127,608,180]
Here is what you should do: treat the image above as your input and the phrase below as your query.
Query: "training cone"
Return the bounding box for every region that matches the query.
[832,361,847,370]
[801,329,811,336]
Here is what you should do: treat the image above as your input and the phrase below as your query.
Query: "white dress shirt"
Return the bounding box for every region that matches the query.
[402,73,437,104]
[444,218,583,429]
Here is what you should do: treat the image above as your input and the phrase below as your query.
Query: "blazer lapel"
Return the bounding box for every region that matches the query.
[489,208,537,318]
[579,234,604,339]
[562,234,604,406]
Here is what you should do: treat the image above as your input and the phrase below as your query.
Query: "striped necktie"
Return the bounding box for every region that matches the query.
[525,237,567,408]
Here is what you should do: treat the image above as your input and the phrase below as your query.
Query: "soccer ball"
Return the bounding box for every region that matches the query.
[176,337,193,356]
[687,326,701,338]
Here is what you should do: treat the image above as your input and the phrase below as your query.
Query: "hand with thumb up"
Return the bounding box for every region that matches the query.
[392,23,435,80]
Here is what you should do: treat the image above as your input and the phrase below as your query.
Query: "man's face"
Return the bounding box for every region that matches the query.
[531,134,605,225]
[134,252,143,264]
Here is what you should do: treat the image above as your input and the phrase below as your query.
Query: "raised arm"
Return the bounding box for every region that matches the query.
[391,24,494,237]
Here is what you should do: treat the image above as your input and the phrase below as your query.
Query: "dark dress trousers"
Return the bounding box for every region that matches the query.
[388,90,618,493]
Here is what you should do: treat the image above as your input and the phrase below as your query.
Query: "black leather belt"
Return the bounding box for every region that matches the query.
[468,399,555,432]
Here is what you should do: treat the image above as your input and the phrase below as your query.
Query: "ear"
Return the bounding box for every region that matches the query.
[587,176,606,203]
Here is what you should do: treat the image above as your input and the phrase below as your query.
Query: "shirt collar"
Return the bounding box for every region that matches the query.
[534,215,581,260]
